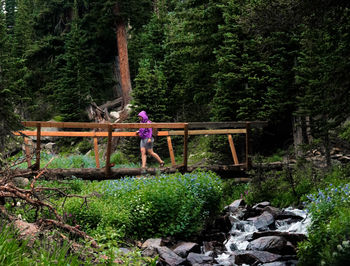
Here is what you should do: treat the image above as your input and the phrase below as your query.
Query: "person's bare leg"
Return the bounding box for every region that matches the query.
[141,147,147,168]
[147,149,164,164]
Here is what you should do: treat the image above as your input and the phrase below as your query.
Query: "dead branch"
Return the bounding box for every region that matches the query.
[30,157,55,190]
[0,159,99,250]
[37,218,98,248]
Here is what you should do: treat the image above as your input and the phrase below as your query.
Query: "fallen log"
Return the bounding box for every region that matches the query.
[9,164,249,180]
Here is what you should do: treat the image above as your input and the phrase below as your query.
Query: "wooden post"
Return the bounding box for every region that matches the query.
[35,123,41,170]
[183,123,189,171]
[24,137,32,168]
[105,125,113,176]
[228,134,239,165]
[93,137,100,168]
[245,122,251,170]
[167,136,176,167]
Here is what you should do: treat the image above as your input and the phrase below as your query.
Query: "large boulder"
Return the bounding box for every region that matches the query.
[226,199,245,212]
[141,238,163,249]
[251,231,306,247]
[232,250,282,265]
[187,252,214,265]
[173,242,200,258]
[247,211,275,231]
[157,246,186,266]
[247,236,296,255]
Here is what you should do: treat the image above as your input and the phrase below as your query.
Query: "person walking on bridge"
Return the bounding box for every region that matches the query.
[136,111,164,170]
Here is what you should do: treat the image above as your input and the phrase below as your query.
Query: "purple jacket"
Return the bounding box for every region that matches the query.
[138,111,152,139]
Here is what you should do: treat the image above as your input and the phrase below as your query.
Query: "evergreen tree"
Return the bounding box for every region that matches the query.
[163,0,222,121]
[0,6,21,153]
[5,0,16,32]
[132,59,170,122]
[296,5,350,166]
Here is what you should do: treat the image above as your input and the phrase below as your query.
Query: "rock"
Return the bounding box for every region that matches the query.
[202,232,226,243]
[14,220,39,243]
[251,231,306,247]
[247,236,289,254]
[211,214,232,232]
[262,261,297,266]
[142,238,163,249]
[233,250,282,265]
[229,208,246,220]
[44,142,56,151]
[339,156,350,163]
[262,206,282,218]
[253,201,271,209]
[227,199,245,212]
[157,246,186,266]
[142,246,158,258]
[247,211,275,231]
[187,252,214,265]
[173,242,200,258]
[202,241,225,254]
[110,111,120,120]
[276,211,304,221]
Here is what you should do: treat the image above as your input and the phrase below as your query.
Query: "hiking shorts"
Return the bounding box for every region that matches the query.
[140,137,154,150]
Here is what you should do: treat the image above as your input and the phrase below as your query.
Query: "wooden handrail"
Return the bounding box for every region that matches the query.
[14,129,246,137]
[22,121,187,129]
[16,121,263,173]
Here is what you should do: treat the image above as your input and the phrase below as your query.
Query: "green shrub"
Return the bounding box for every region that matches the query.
[62,171,223,239]
[77,139,92,154]
[298,183,350,265]
[110,151,128,165]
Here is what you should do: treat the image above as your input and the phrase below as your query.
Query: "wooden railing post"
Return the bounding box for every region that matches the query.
[93,137,100,168]
[228,134,239,165]
[105,125,113,176]
[34,123,41,170]
[245,122,251,170]
[167,136,176,167]
[24,137,32,168]
[183,123,189,171]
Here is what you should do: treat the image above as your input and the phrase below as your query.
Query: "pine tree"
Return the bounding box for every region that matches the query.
[163,0,222,121]
[296,5,350,166]
[0,6,21,153]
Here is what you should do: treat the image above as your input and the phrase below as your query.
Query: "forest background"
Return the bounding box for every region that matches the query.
[1,0,350,160]
[1,1,350,265]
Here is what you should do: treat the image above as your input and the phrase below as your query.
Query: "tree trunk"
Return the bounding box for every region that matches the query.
[292,116,304,157]
[113,3,132,108]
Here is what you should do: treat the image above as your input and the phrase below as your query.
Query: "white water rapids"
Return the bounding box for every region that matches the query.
[215,207,311,264]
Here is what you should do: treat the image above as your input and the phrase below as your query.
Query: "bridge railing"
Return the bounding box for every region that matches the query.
[14,121,267,175]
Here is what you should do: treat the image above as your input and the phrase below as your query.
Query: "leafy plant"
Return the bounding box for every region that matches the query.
[298,183,350,265]
[62,171,223,239]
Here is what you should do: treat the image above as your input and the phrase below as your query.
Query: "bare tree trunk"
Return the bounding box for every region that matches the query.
[292,116,303,157]
[113,56,122,98]
[113,3,132,108]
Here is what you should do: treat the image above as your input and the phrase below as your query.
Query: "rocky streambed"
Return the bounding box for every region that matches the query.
[133,199,310,265]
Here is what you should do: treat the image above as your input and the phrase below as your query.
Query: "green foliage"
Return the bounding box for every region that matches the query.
[77,139,93,154]
[221,181,250,206]
[0,224,84,265]
[339,122,350,142]
[110,151,128,165]
[0,7,22,152]
[132,59,170,122]
[298,183,350,265]
[62,171,223,239]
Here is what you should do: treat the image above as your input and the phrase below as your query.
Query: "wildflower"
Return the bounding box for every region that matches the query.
[337,244,344,252]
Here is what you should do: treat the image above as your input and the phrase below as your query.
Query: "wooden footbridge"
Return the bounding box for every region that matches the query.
[13,121,267,180]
